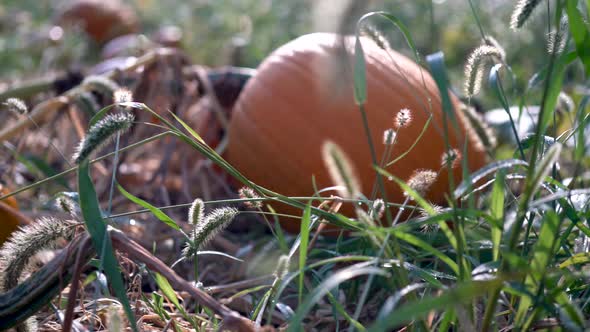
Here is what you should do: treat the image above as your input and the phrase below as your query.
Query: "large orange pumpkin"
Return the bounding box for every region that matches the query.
[226,33,487,233]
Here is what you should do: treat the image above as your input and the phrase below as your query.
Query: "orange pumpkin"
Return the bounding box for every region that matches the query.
[226,33,487,233]
[55,0,139,44]
[0,184,21,244]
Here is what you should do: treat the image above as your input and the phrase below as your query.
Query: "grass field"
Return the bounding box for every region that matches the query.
[1,0,590,331]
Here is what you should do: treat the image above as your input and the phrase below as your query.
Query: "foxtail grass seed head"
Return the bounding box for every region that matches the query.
[106,307,126,332]
[73,112,134,164]
[395,108,412,128]
[420,222,440,234]
[356,208,377,227]
[22,317,38,332]
[114,88,133,104]
[322,141,362,199]
[3,98,28,116]
[459,103,497,150]
[418,204,443,233]
[383,128,397,145]
[370,198,385,221]
[361,24,391,51]
[114,88,134,112]
[181,241,197,261]
[193,207,238,249]
[55,195,79,217]
[238,187,263,209]
[482,35,506,62]
[464,45,504,97]
[441,148,462,169]
[188,198,205,225]
[419,204,444,218]
[273,255,290,279]
[404,169,438,198]
[73,90,100,114]
[547,16,568,55]
[82,75,119,99]
[557,91,574,114]
[355,208,382,246]
[0,217,75,291]
[510,0,543,29]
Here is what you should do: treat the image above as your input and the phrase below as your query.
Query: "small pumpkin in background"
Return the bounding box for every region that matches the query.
[226,33,489,233]
[0,184,22,244]
[55,0,139,44]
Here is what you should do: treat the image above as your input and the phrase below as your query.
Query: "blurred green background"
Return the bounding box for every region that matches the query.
[0,0,567,105]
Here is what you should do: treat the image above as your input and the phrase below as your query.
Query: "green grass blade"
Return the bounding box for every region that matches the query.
[353,10,422,106]
[426,51,459,134]
[514,210,561,329]
[325,291,366,331]
[196,250,244,262]
[489,63,525,159]
[529,188,590,210]
[453,159,528,199]
[574,97,590,161]
[520,134,556,151]
[353,35,367,106]
[168,110,206,145]
[287,265,388,332]
[490,171,506,261]
[21,154,70,189]
[528,143,562,200]
[392,231,459,275]
[0,131,171,203]
[554,289,586,330]
[272,219,289,253]
[78,161,138,332]
[560,252,590,268]
[538,52,570,131]
[374,167,435,215]
[368,279,504,332]
[566,0,590,74]
[117,183,180,231]
[357,11,421,64]
[526,52,577,90]
[375,167,458,250]
[153,272,189,317]
[385,115,433,167]
[298,203,311,305]
[377,283,430,320]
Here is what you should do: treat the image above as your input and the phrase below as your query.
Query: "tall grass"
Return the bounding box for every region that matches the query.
[1,1,590,331]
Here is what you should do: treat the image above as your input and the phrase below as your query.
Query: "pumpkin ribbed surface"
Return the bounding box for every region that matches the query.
[227,33,487,233]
